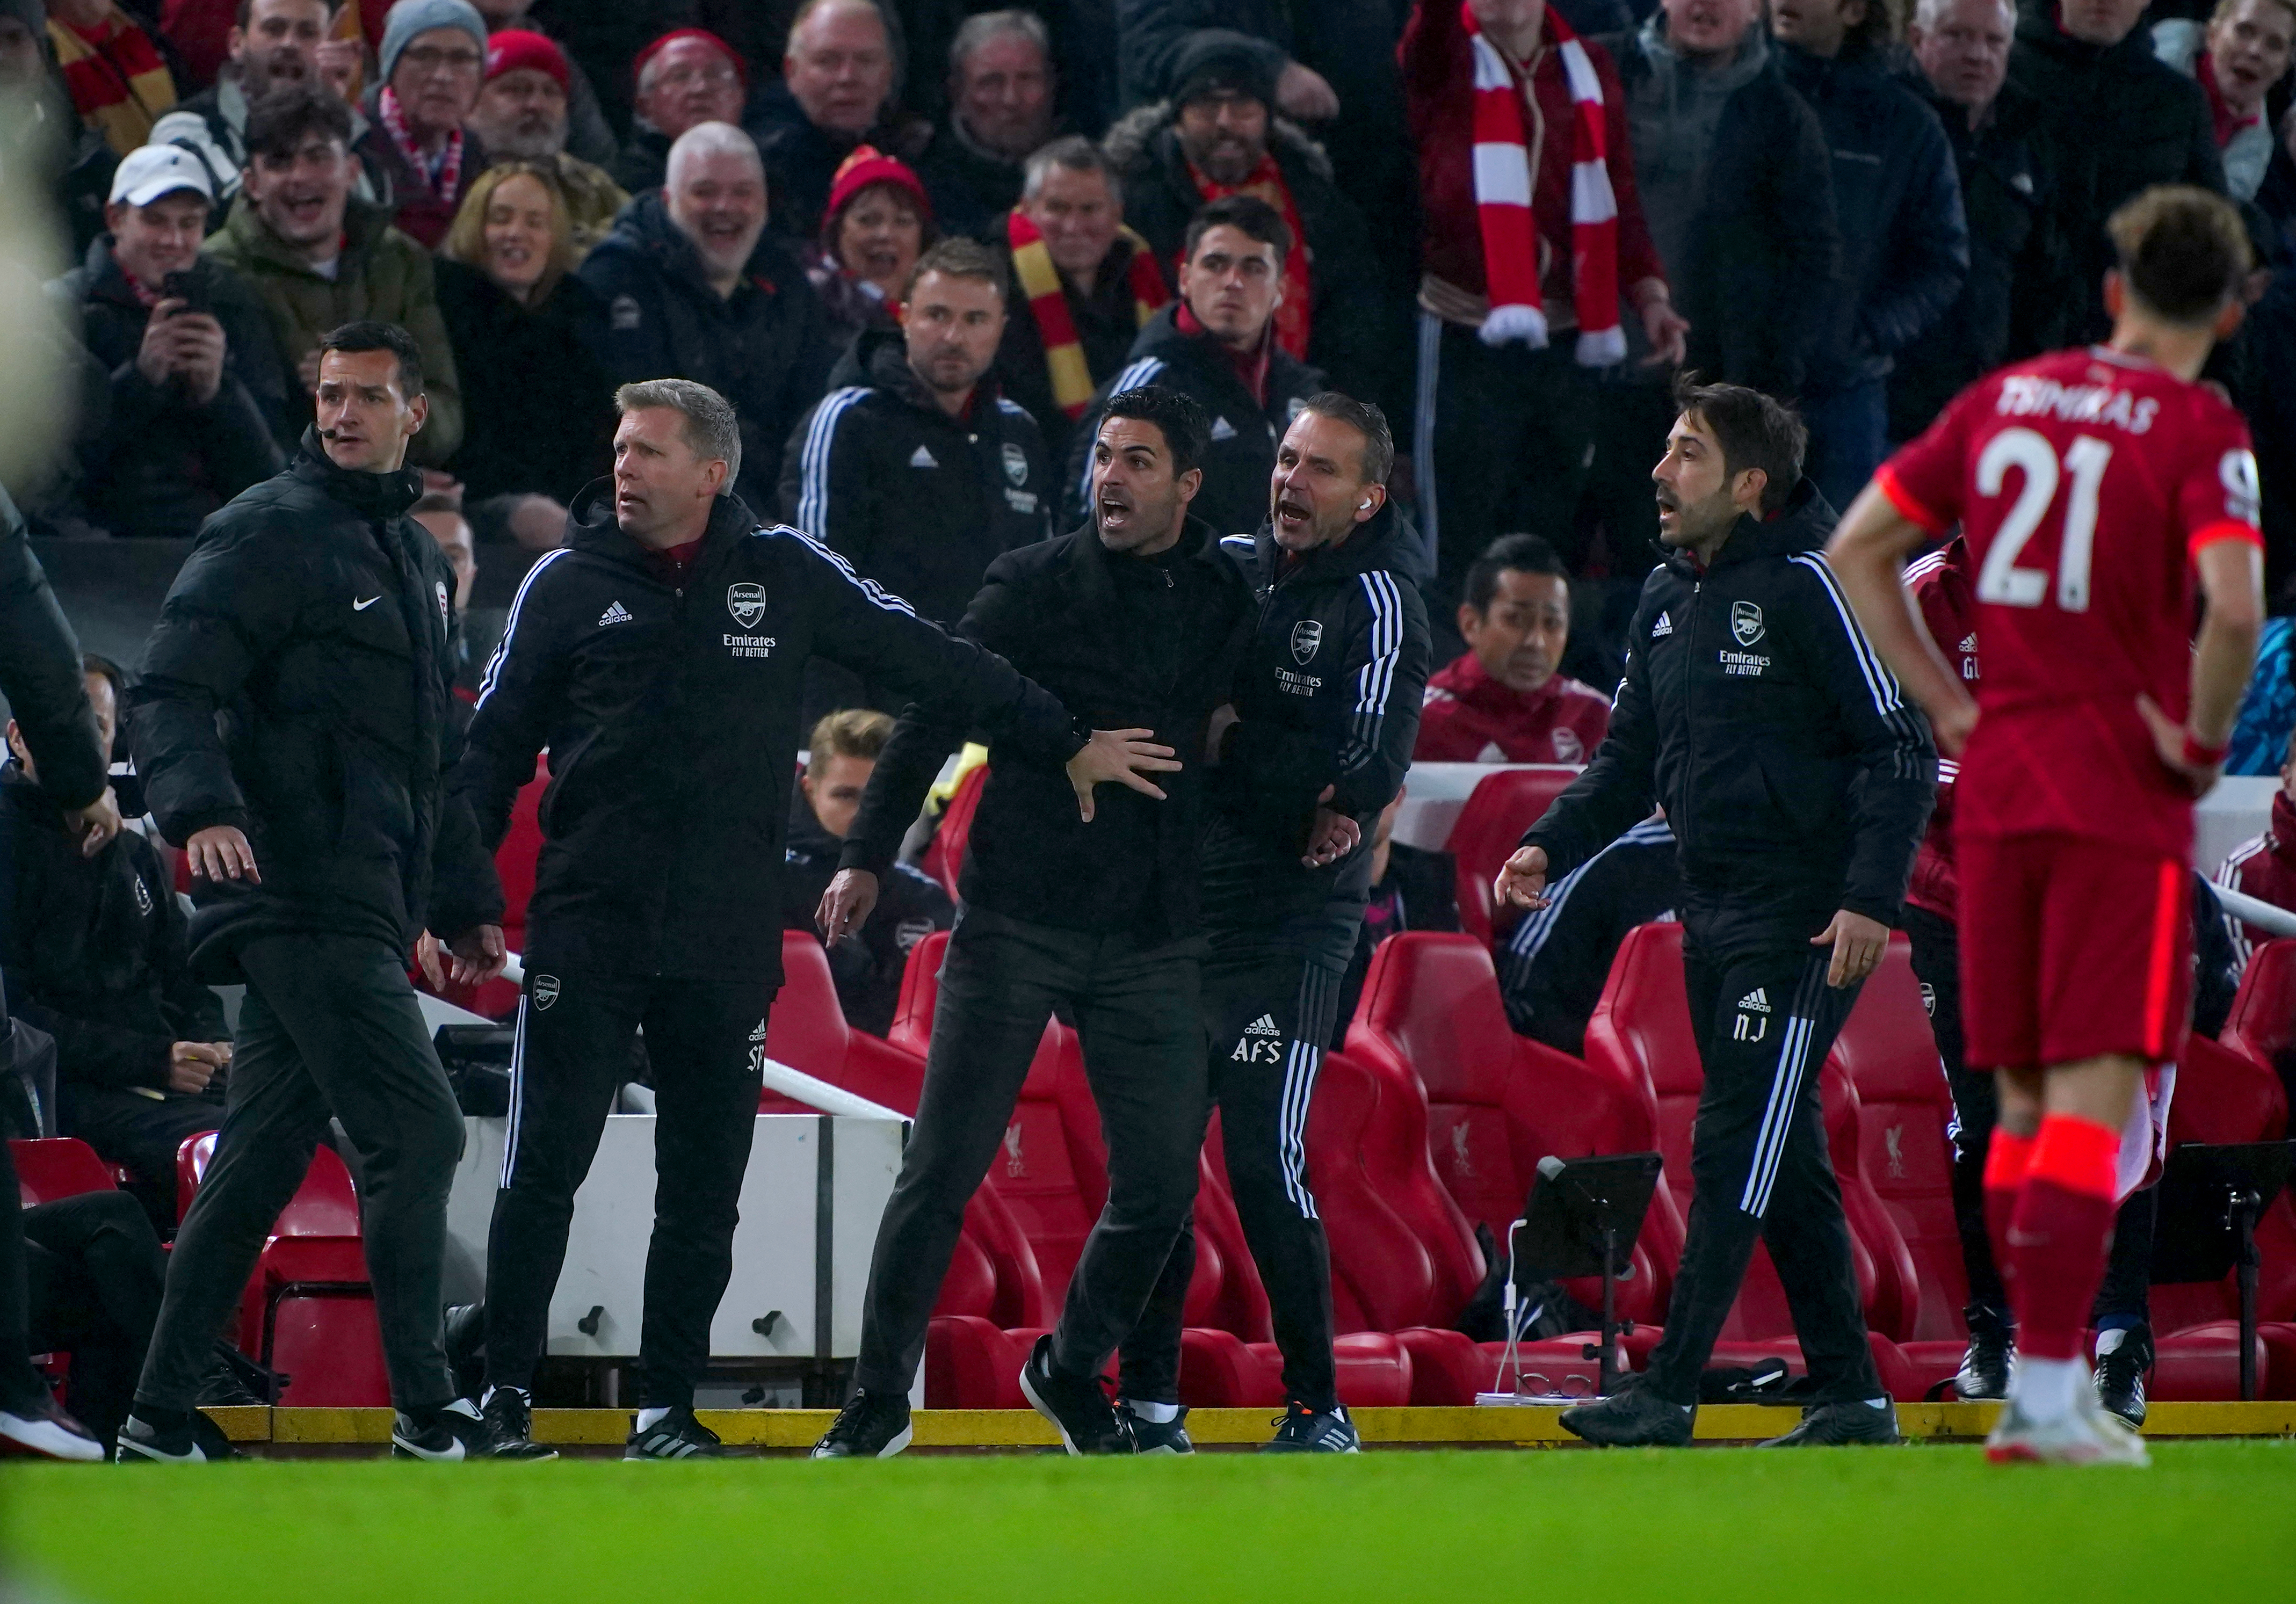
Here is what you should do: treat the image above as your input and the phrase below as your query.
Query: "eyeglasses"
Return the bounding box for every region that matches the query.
[400,45,483,74]
[656,61,741,90]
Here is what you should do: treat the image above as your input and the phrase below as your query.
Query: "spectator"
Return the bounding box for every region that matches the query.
[781,236,1050,717]
[46,144,287,540]
[0,655,231,1233]
[2214,726,2296,966]
[45,0,175,156]
[205,84,463,462]
[467,0,618,169]
[435,161,614,505]
[467,30,627,257]
[1498,813,1677,1053]
[990,135,1170,470]
[1330,788,1460,1047]
[1594,0,1839,562]
[780,708,954,1036]
[2233,263,2296,599]
[1772,0,1968,512]
[515,2,767,147]
[937,9,1059,221]
[755,0,983,240]
[1,0,117,256]
[1063,195,1319,536]
[2156,0,2296,202]
[610,26,743,198]
[1401,0,1679,611]
[21,1187,191,1458]
[1105,31,1397,422]
[2011,0,2225,343]
[409,490,481,689]
[1415,533,1612,764]
[806,142,935,359]
[1891,0,2065,442]
[581,120,830,512]
[151,0,374,215]
[358,0,491,249]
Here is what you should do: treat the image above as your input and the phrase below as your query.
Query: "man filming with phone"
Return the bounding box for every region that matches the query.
[46,144,289,540]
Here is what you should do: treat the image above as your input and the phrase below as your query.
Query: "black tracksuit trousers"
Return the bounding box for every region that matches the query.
[1643,932,1886,1405]
[25,1190,166,1451]
[482,968,772,1409]
[851,905,1206,1396]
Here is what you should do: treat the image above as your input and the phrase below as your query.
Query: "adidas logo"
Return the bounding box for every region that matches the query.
[748,1018,768,1043]
[1737,989,1771,1013]
[1958,634,1978,653]
[598,600,633,627]
[909,445,938,469]
[1243,1014,1283,1039]
[1209,416,1238,441]
[1652,612,1673,638]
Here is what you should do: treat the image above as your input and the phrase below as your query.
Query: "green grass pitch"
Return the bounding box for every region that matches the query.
[6,1442,2295,1603]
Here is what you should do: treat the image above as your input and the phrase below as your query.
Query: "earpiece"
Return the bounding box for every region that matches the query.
[1359,499,1372,511]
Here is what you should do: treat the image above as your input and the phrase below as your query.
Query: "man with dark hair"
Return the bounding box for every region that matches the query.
[780,235,1051,717]
[205,84,463,462]
[781,708,954,1036]
[1064,194,1323,538]
[1416,533,1613,764]
[1,652,233,1232]
[1122,389,1430,1454]
[117,318,508,1464]
[153,0,374,215]
[1103,29,1399,423]
[455,376,1114,1461]
[1497,377,1937,1449]
[810,383,1254,1460]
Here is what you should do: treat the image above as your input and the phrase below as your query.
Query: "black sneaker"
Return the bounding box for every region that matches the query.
[1017,1335,1134,1456]
[1954,1304,2013,1402]
[2094,1325,2152,1429]
[809,1390,914,1459]
[1758,1397,1903,1447]
[2,1394,104,1462]
[1261,1401,1359,1454]
[194,1347,264,1409]
[391,1398,491,1461]
[115,1407,211,1464]
[480,1387,559,1461]
[625,1406,733,1460]
[1126,1405,1194,1456]
[1558,1377,1694,1447]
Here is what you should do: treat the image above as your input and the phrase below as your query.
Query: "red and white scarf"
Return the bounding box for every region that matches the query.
[378,85,465,206]
[1462,1,1623,365]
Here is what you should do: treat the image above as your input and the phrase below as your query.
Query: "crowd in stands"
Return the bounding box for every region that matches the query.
[6,0,2296,1135]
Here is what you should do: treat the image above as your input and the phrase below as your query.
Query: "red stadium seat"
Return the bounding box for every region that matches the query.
[919,763,987,901]
[11,1138,119,1206]
[2220,938,2296,1130]
[1443,765,1582,944]
[759,932,929,1116]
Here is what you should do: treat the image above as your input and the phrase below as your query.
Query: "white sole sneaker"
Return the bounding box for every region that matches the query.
[1984,1398,2150,1467]
[1018,1360,1083,1457]
[2,1409,105,1462]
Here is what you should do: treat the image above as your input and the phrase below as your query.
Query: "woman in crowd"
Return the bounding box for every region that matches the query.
[806,144,936,362]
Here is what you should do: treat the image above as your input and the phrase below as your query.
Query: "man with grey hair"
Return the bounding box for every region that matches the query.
[939,9,1062,219]
[990,134,1171,466]
[1890,0,2066,439]
[456,375,1165,1460]
[580,122,831,511]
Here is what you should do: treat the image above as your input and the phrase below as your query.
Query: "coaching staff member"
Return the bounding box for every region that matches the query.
[118,322,508,1464]
[1123,393,1429,1454]
[1497,379,1935,1449]
[455,379,1122,1461]
[810,387,1253,1459]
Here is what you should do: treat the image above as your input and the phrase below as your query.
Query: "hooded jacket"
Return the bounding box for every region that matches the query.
[1063,302,1323,537]
[1524,482,1936,957]
[578,190,832,513]
[1414,651,1612,765]
[128,432,503,979]
[1202,506,1431,932]
[204,193,463,463]
[453,485,1079,984]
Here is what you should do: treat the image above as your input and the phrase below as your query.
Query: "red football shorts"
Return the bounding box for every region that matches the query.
[1957,832,2193,1071]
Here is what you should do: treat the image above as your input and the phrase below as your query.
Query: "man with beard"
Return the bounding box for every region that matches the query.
[153,0,378,215]
[1496,379,1934,1449]
[580,121,831,512]
[466,0,617,169]
[809,386,1253,1459]
[1120,392,1430,1454]
[468,30,626,256]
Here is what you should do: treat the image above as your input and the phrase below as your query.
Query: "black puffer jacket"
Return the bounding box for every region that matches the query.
[0,484,104,812]
[128,433,504,980]
[1063,303,1323,536]
[455,487,1079,984]
[1203,506,1431,931]
[1525,483,1936,959]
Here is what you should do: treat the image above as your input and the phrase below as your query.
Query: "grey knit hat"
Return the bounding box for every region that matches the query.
[377,0,489,87]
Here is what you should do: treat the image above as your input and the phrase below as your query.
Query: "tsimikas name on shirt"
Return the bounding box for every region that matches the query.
[1994,376,2161,436]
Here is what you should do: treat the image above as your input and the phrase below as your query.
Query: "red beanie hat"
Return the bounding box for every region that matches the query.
[484,30,570,92]
[633,27,747,93]
[825,144,933,234]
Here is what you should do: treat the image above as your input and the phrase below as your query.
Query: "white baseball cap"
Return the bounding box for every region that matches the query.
[109,144,215,209]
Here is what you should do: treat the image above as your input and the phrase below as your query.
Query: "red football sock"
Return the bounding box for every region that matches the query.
[1981,1126,2036,1303]
[2008,1115,2121,1363]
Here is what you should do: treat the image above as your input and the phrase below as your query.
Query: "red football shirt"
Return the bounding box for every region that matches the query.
[1903,537,1979,919]
[1877,346,2262,861]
